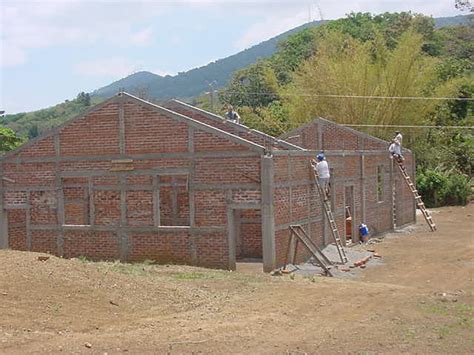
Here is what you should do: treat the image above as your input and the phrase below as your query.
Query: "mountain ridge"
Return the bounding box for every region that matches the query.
[93,15,470,100]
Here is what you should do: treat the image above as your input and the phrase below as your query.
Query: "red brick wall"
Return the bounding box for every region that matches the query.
[163,102,282,149]
[238,209,262,259]
[1,96,263,270]
[273,155,321,267]
[62,230,120,260]
[7,209,27,251]
[274,121,415,267]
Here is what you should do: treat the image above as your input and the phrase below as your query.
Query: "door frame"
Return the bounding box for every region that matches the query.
[227,203,262,270]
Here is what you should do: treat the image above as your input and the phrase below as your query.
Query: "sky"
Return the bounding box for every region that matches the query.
[0,0,464,114]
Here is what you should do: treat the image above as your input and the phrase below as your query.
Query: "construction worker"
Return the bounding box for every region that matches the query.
[314,153,330,200]
[394,131,403,151]
[225,105,240,123]
[389,139,404,162]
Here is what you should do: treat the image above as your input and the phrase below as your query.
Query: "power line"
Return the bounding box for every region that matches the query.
[223,91,474,101]
[342,124,474,129]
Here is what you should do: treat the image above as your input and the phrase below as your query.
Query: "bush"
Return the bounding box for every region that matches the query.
[417,168,471,207]
[444,173,471,205]
[417,169,448,207]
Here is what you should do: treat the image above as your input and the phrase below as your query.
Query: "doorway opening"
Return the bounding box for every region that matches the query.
[344,186,356,244]
[234,208,262,261]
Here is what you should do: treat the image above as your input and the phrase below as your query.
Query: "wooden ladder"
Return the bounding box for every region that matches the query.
[285,225,333,277]
[310,159,348,264]
[395,160,437,232]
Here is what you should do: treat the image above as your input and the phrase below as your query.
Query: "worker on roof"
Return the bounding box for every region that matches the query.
[389,139,404,162]
[394,131,403,147]
[314,153,331,201]
[225,105,241,124]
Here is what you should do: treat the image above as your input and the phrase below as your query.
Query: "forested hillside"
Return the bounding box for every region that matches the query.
[1,14,470,144]
[216,11,473,207]
[3,93,103,139]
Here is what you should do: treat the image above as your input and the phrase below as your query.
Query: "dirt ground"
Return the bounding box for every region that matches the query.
[0,205,473,354]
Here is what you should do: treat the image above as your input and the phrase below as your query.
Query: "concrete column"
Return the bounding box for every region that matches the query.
[54,134,64,256]
[152,176,160,227]
[389,157,396,229]
[261,155,276,272]
[317,122,322,151]
[360,154,366,222]
[118,97,126,155]
[26,191,32,251]
[188,126,195,227]
[0,162,7,249]
[119,175,129,261]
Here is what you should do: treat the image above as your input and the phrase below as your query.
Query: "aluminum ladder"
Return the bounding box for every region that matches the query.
[395,160,437,232]
[311,159,348,264]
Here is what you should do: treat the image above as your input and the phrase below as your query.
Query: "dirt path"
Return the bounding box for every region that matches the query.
[0,205,473,354]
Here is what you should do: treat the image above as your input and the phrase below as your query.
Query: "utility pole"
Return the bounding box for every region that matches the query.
[206,81,217,112]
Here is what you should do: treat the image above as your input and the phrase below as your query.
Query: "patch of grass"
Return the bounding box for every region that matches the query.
[173,272,218,280]
[419,301,474,339]
[420,301,474,318]
[76,256,89,263]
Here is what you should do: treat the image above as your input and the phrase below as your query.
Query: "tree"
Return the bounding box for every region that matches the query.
[28,125,39,139]
[284,31,440,129]
[455,0,473,12]
[219,61,279,110]
[0,126,24,152]
[76,92,91,106]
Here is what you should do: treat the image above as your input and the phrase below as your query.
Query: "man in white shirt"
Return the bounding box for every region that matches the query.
[395,131,403,148]
[315,153,330,200]
[389,139,404,162]
[225,105,241,123]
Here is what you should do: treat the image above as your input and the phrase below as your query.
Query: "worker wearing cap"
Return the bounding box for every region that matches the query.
[314,153,330,200]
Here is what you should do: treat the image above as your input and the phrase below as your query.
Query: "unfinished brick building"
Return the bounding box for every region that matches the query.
[0,93,415,271]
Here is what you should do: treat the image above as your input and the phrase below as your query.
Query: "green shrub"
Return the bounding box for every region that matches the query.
[444,173,471,205]
[417,168,471,207]
[417,169,448,207]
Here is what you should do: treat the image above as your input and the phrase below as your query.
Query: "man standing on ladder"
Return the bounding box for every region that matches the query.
[394,131,403,147]
[314,153,330,201]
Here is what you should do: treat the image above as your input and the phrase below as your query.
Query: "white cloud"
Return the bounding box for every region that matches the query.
[73,57,143,78]
[0,1,165,67]
[130,26,154,45]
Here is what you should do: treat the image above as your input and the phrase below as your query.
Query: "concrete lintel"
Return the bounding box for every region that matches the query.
[31,224,223,233]
[8,151,261,164]
[3,204,31,210]
[194,183,260,191]
[60,167,190,177]
[227,202,261,210]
